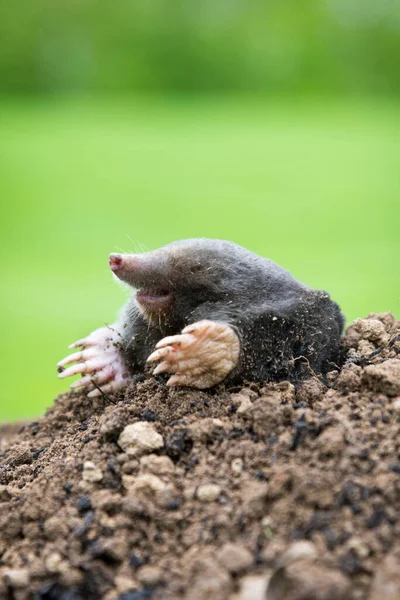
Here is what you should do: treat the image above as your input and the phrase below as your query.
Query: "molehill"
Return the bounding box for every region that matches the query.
[0,313,399,600]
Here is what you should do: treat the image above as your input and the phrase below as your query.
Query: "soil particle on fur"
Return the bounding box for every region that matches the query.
[0,313,399,600]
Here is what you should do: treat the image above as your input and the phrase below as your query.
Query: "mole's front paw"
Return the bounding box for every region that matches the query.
[57,326,130,398]
[146,320,240,389]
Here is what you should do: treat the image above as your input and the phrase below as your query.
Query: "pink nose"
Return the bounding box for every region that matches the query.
[109,253,124,272]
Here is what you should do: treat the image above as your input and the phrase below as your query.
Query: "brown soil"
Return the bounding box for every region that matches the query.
[1,313,400,600]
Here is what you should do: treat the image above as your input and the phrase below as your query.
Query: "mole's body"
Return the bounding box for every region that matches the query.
[58,239,345,397]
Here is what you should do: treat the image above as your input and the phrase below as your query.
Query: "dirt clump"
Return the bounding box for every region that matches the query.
[0,312,399,600]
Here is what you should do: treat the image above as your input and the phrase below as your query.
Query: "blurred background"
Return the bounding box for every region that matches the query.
[1,0,399,419]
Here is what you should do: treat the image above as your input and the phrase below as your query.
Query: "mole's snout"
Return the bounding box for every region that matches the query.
[109,252,154,287]
[109,253,124,272]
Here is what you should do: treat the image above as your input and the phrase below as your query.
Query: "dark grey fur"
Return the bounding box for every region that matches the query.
[116,239,345,385]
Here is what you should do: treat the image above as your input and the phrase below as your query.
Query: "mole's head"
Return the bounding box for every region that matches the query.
[109,238,273,327]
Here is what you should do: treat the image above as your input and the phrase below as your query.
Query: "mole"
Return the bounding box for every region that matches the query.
[58,238,345,397]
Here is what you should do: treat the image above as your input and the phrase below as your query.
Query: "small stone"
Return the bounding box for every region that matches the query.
[347,537,370,559]
[118,422,164,457]
[217,543,253,573]
[237,397,253,415]
[44,552,63,573]
[137,565,163,586]
[139,454,175,476]
[236,574,270,600]
[261,515,273,528]
[115,574,139,594]
[392,397,400,411]
[231,458,243,476]
[4,569,29,588]
[197,484,221,502]
[128,473,167,494]
[282,541,318,565]
[82,461,103,483]
[60,567,83,588]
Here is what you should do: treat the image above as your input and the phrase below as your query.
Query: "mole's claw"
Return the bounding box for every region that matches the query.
[146,347,170,363]
[68,339,86,350]
[152,361,170,375]
[59,325,130,397]
[155,333,192,349]
[58,363,87,379]
[57,348,95,368]
[70,375,93,389]
[58,358,106,379]
[166,374,184,387]
[57,352,81,368]
[71,365,116,390]
[147,320,240,389]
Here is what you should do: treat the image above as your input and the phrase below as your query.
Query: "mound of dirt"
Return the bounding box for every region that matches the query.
[0,313,400,600]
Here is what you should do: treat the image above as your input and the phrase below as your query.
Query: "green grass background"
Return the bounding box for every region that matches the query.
[1,96,399,420]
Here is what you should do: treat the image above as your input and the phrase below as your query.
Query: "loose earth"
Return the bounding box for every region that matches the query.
[0,313,399,600]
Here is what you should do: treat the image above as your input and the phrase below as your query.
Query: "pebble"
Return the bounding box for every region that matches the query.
[140,454,175,476]
[217,543,253,573]
[197,484,222,502]
[44,552,63,573]
[392,397,400,411]
[137,565,163,586]
[235,574,270,600]
[347,537,370,559]
[231,458,243,476]
[281,541,318,565]
[4,568,30,588]
[237,397,253,415]
[82,461,103,483]
[118,422,164,456]
[128,473,167,494]
[114,574,139,594]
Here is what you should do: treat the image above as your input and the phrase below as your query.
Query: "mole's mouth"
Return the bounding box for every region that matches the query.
[136,289,172,311]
